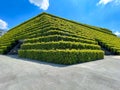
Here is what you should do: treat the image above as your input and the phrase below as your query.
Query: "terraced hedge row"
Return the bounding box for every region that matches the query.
[97,39,120,54]
[0,46,7,49]
[40,30,93,40]
[26,28,94,41]
[21,41,101,50]
[24,35,97,45]
[18,49,104,65]
[0,49,4,54]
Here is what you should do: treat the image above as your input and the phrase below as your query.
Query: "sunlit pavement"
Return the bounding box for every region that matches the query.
[0,55,120,90]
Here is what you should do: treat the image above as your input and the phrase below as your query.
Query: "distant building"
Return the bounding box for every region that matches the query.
[0,29,6,36]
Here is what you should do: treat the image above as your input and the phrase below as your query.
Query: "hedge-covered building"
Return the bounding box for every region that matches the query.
[0,12,120,64]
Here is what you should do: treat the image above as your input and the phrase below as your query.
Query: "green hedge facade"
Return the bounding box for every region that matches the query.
[24,35,97,44]
[21,41,100,50]
[18,50,104,65]
[1,12,120,65]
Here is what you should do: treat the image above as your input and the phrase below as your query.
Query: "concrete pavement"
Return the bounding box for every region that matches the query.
[0,55,120,90]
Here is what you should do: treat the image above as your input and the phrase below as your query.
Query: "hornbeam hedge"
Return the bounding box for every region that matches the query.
[18,49,104,65]
[24,35,97,45]
[0,49,4,54]
[21,41,101,50]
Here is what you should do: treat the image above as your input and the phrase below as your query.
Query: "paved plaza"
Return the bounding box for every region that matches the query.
[0,55,120,90]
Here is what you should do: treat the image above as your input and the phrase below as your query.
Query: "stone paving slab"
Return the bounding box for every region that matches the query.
[0,55,120,90]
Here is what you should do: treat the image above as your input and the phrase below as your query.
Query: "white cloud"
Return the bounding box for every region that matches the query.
[97,0,113,5]
[29,0,49,10]
[97,0,120,6]
[0,19,8,29]
[114,31,120,36]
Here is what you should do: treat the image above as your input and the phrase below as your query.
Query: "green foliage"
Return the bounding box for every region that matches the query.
[0,46,7,50]
[21,41,101,50]
[18,49,104,65]
[44,13,114,35]
[24,35,97,45]
[0,49,4,54]
[0,12,120,65]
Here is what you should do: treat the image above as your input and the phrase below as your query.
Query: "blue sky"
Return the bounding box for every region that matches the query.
[0,0,120,36]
